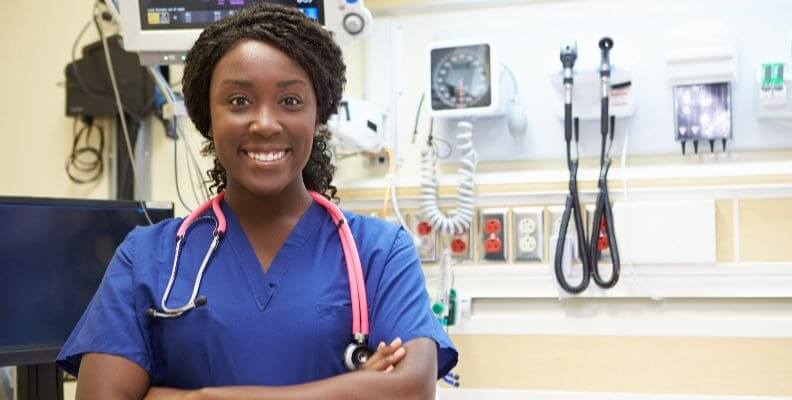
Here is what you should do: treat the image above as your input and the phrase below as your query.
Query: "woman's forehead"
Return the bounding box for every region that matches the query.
[213,39,309,81]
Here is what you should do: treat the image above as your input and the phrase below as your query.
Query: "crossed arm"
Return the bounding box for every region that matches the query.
[75,338,436,400]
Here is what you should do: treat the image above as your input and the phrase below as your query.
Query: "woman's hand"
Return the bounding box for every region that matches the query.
[359,337,406,373]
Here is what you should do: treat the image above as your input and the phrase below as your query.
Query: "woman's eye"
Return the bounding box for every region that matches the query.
[229,96,250,107]
[281,96,303,108]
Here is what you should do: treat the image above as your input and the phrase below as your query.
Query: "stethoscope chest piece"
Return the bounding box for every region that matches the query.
[345,339,374,371]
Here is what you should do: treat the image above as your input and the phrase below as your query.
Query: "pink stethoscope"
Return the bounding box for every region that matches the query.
[145,191,373,370]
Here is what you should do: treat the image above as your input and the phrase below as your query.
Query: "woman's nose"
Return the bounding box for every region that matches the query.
[249,107,283,137]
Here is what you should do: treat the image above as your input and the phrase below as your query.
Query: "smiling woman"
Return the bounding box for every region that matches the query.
[208,39,318,203]
[54,3,456,400]
[182,4,345,200]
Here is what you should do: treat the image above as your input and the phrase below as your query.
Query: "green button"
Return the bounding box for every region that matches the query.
[432,302,445,314]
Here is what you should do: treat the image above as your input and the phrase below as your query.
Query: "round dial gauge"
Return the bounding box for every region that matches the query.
[431,48,491,109]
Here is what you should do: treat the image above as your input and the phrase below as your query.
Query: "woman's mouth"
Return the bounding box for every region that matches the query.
[243,149,289,165]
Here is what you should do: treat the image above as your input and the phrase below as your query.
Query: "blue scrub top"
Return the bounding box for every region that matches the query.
[57,199,457,388]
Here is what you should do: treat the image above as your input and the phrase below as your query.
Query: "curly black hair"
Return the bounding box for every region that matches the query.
[182,3,345,200]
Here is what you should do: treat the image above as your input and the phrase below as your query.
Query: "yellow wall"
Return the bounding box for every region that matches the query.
[0,0,108,199]
[739,198,792,262]
[453,335,792,396]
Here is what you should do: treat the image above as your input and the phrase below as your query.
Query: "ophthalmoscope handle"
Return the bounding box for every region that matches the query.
[598,37,613,76]
[598,37,614,137]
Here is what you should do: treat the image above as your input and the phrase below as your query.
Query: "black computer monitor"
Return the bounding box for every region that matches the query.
[138,0,325,29]
[0,197,173,367]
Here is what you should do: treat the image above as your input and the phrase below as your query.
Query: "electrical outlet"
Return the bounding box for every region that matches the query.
[443,211,473,263]
[478,208,509,262]
[585,204,611,261]
[512,207,544,262]
[406,212,438,263]
[547,205,585,262]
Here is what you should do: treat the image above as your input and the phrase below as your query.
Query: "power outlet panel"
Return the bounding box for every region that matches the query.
[406,212,438,263]
[548,205,586,262]
[512,207,545,262]
[585,204,611,261]
[478,208,509,262]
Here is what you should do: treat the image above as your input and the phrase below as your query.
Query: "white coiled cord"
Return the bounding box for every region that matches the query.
[420,120,477,236]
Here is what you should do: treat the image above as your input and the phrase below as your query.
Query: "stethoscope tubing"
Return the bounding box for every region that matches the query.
[158,235,219,316]
[148,191,370,340]
[310,192,370,336]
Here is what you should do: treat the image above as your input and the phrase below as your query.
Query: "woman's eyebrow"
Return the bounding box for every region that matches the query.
[277,79,307,88]
[220,79,253,88]
[219,79,306,88]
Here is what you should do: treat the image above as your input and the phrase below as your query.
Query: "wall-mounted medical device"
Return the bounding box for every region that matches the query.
[665,23,737,154]
[326,98,386,154]
[548,40,634,121]
[672,83,732,154]
[114,0,373,65]
[552,38,621,295]
[757,61,791,120]
[427,41,501,118]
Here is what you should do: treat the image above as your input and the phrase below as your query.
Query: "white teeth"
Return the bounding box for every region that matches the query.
[246,150,286,162]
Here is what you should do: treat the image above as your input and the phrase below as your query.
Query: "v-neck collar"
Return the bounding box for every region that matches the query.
[221,198,325,312]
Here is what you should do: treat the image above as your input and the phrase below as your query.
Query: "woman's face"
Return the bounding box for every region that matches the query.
[208,39,317,198]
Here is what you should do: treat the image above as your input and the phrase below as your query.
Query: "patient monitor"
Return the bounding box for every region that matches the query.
[113,0,373,65]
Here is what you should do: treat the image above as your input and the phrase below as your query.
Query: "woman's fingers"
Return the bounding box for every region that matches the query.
[385,347,406,369]
[360,337,405,372]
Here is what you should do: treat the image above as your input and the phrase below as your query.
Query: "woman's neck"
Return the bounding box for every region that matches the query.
[222,179,313,228]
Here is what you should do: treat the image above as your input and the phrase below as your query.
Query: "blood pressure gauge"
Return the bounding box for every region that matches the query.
[428,41,501,117]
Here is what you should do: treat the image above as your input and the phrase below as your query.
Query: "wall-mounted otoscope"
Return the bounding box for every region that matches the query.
[555,40,593,294]
[561,41,578,145]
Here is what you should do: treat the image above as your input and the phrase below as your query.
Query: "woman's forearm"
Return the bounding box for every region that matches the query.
[188,339,437,400]
[196,369,433,400]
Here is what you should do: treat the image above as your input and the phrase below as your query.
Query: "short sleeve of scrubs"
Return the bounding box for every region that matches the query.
[367,228,458,378]
[57,228,152,377]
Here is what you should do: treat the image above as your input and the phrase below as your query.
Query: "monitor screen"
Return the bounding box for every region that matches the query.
[139,0,325,30]
[0,198,173,367]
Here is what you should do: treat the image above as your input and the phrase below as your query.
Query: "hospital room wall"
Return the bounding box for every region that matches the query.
[342,0,792,397]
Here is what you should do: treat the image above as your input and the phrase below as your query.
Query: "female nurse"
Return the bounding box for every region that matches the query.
[56,3,458,399]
